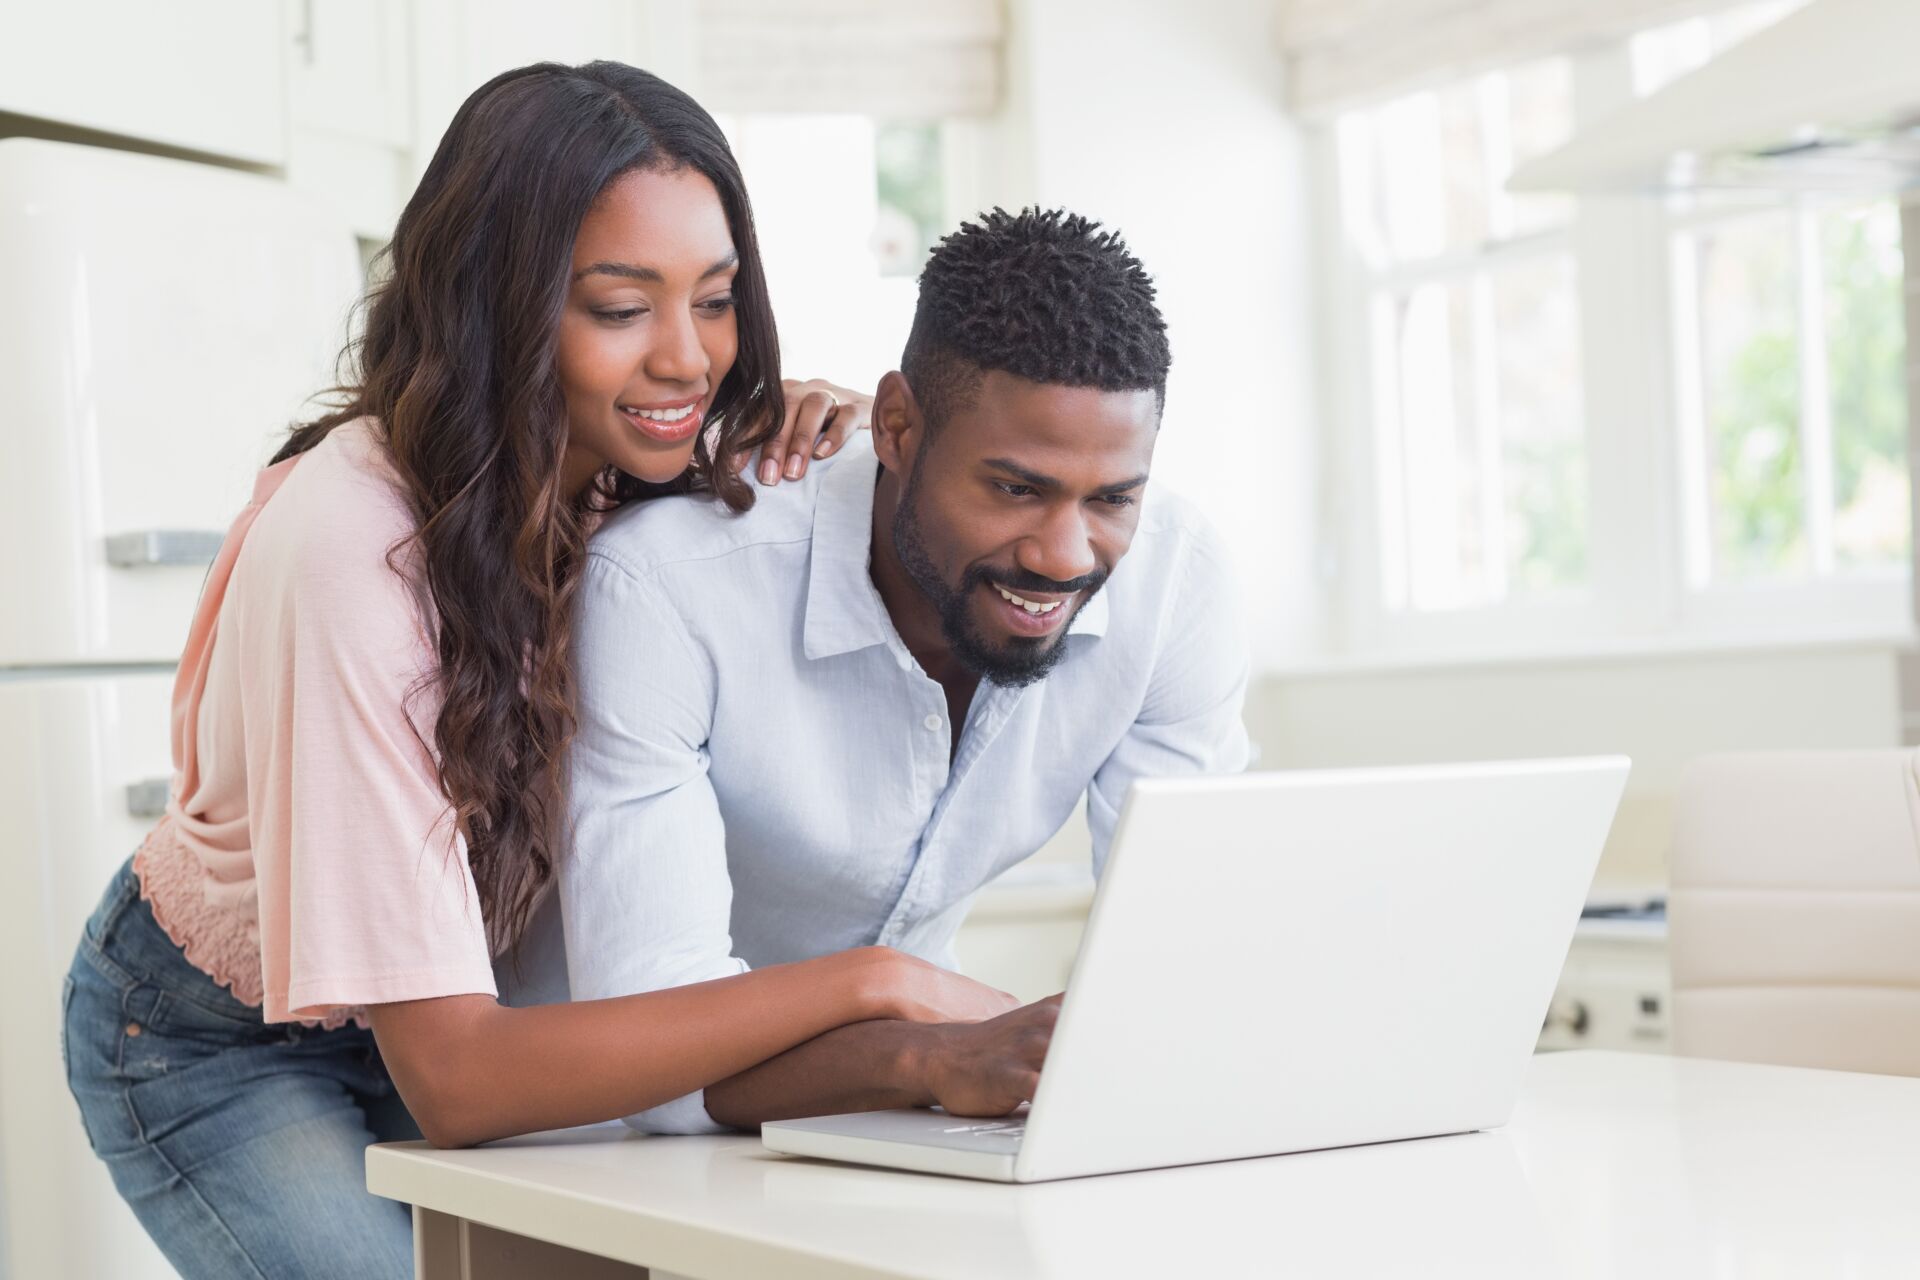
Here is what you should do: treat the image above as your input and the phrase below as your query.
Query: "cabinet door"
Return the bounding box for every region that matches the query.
[0,0,287,165]
[0,672,179,1280]
[285,0,414,238]
[0,139,362,666]
[407,0,643,181]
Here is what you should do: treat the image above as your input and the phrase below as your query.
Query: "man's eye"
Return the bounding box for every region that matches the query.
[995,482,1036,498]
[1100,493,1137,508]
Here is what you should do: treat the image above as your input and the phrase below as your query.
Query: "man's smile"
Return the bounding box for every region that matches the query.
[986,581,1073,636]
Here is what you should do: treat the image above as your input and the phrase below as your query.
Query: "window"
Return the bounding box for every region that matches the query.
[720,115,963,392]
[1323,3,1910,660]
[873,121,945,278]
[1673,201,1909,586]
[1338,60,1583,613]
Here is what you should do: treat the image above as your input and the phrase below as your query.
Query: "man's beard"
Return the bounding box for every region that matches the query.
[889,461,1106,688]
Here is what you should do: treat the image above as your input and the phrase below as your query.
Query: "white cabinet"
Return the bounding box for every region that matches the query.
[407,0,645,181]
[1539,920,1672,1054]
[0,0,287,165]
[280,0,654,241]
[284,0,415,239]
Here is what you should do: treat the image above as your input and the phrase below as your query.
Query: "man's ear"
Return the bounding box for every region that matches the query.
[871,370,923,473]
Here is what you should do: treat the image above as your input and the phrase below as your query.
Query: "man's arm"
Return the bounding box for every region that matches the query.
[705,996,1062,1128]
[1087,524,1252,873]
[561,553,750,1134]
[565,553,1023,1133]
[709,523,1249,1128]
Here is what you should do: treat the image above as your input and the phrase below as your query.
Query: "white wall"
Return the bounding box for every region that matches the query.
[1251,642,1906,887]
[985,0,1324,667]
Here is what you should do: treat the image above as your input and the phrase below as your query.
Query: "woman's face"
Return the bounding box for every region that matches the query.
[557,165,740,491]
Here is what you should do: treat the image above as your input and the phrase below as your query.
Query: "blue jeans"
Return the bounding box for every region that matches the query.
[63,858,419,1279]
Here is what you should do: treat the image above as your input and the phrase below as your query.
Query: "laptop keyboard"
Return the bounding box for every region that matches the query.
[942,1121,1026,1141]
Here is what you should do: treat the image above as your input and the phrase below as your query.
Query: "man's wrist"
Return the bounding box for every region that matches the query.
[885,1020,947,1108]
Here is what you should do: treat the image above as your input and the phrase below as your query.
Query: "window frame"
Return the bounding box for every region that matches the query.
[1317,41,1911,668]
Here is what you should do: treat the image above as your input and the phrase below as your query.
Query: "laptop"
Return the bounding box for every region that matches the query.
[762,756,1630,1182]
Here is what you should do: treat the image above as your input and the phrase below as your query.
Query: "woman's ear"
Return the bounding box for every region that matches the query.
[870,370,922,472]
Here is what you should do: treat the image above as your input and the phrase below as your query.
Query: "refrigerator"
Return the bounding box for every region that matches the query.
[0,138,362,1279]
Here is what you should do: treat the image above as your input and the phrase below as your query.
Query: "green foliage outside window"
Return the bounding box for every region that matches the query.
[1710,206,1906,578]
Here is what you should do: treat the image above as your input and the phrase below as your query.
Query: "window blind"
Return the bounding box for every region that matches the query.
[696,0,1003,117]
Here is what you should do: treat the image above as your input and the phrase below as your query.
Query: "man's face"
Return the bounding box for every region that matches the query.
[891,370,1160,686]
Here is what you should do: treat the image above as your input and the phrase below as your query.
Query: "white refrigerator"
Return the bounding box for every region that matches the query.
[0,138,362,1279]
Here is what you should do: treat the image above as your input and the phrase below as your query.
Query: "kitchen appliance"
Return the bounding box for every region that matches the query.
[0,137,361,1279]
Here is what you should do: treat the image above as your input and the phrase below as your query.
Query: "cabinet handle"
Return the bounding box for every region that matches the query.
[105,531,223,568]
[126,778,171,819]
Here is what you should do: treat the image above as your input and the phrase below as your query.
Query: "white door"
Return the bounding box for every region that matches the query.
[0,671,180,1280]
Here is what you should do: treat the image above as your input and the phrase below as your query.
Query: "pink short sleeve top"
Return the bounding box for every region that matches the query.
[135,418,498,1026]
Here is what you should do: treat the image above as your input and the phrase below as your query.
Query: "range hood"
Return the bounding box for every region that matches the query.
[1510,0,1920,194]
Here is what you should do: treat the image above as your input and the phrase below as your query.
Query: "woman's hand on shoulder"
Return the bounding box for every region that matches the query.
[843,946,1021,1025]
[737,378,872,487]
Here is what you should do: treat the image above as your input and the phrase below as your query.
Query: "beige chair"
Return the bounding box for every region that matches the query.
[1669,750,1920,1076]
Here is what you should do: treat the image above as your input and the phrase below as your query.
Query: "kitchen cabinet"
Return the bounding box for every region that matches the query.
[407,0,646,182]
[284,0,415,239]
[0,0,287,165]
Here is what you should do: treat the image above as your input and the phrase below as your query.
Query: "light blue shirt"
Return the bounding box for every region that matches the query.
[535,439,1250,1132]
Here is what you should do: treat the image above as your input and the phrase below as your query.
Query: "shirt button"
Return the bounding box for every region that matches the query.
[923,713,942,732]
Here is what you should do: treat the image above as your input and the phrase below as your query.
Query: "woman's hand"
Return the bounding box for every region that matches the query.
[846,946,1021,1025]
[738,378,872,487]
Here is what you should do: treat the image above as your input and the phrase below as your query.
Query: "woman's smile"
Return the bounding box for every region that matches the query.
[618,394,705,444]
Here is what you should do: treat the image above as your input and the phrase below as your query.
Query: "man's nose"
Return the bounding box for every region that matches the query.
[645,308,707,384]
[1018,503,1098,587]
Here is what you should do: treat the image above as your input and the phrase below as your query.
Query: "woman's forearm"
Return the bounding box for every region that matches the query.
[369,948,898,1147]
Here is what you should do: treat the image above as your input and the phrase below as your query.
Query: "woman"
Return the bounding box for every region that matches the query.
[62,60,1012,1280]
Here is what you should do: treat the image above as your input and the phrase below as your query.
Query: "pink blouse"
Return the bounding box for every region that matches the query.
[135,418,497,1027]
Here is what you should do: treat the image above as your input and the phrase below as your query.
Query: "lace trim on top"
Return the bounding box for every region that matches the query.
[133,819,367,1032]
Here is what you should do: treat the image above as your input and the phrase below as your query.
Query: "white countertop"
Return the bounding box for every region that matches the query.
[367,1051,1920,1279]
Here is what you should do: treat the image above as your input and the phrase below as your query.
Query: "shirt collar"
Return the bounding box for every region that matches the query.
[801,445,1112,659]
[803,448,899,660]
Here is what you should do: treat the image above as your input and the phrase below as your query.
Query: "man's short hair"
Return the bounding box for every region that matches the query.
[900,207,1172,432]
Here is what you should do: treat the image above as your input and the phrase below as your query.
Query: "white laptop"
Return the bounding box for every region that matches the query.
[762,756,1630,1182]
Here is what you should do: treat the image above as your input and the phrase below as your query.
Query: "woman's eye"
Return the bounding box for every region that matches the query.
[596,307,645,323]
[698,295,736,316]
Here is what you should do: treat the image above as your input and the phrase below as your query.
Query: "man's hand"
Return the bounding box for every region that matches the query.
[920,995,1063,1117]
[704,992,1062,1128]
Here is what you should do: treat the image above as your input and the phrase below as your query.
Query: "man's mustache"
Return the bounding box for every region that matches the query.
[965,566,1108,596]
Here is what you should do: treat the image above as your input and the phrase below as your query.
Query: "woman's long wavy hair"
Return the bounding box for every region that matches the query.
[275,62,783,952]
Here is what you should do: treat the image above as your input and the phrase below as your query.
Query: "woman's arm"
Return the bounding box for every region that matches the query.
[367,946,1012,1148]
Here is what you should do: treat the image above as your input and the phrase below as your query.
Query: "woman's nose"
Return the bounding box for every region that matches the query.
[645,309,707,384]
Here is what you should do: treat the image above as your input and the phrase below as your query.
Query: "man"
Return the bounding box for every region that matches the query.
[559,207,1250,1131]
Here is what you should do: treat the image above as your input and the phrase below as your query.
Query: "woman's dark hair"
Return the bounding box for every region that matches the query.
[277,62,783,952]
